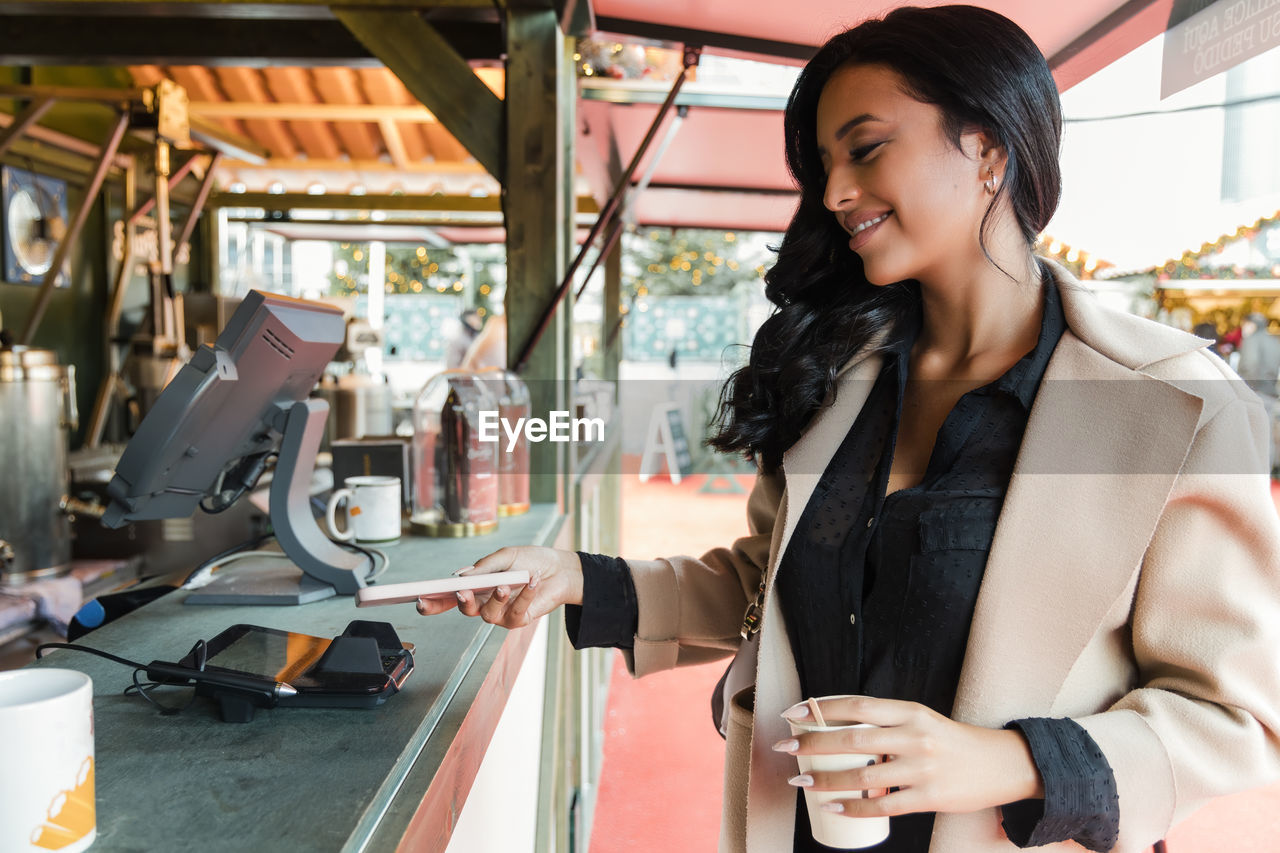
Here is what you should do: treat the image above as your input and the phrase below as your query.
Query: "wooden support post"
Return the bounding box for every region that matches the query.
[504,7,569,505]
[86,164,137,449]
[174,152,222,264]
[334,7,503,179]
[513,49,696,375]
[127,152,198,225]
[603,237,621,386]
[559,14,577,512]
[20,110,130,347]
[154,139,173,276]
[0,96,53,159]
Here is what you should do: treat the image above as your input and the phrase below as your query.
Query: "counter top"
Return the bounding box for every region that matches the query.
[27,504,564,853]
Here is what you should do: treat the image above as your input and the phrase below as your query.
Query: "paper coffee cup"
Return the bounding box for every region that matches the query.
[789,709,890,850]
[0,669,96,853]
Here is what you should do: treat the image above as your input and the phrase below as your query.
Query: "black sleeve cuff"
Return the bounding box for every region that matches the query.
[1000,717,1119,853]
[564,552,638,650]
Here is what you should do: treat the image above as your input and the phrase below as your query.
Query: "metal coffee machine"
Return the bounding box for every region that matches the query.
[0,346,77,584]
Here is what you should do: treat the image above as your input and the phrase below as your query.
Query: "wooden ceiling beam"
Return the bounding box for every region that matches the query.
[334,8,503,179]
[208,191,502,211]
[215,67,299,158]
[0,1,494,13]
[220,157,484,173]
[376,119,411,169]
[190,102,439,121]
[261,68,343,160]
[0,12,503,66]
[352,67,432,163]
[208,190,599,213]
[308,67,383,160]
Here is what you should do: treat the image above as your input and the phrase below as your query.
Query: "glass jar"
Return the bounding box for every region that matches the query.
[410,370,499,537]
[477,367,531,517]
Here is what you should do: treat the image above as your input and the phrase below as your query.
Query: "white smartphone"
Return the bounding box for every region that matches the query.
[354,570,532,607]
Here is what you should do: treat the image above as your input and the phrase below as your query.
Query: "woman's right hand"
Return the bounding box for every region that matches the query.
[415,546,584,629]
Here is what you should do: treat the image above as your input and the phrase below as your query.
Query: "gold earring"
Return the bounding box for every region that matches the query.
[984,167,998,195]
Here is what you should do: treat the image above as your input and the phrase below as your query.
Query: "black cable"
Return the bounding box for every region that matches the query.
[36,642,144,669]
[183,533,384,587]
[200,451,277,514]
[334,540,387,582]
[38,640,209,717]
[194,531,276,575]
[126,670,198,716]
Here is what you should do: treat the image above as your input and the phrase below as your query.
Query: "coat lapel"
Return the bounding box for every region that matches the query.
[949,329,1204,726]
[744,352,885,853]
[950,266,1210,724]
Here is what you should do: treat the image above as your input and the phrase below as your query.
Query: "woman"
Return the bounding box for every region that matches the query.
[417,6,1280,852]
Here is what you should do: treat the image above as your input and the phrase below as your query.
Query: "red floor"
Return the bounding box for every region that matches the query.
[589,472,1280,853]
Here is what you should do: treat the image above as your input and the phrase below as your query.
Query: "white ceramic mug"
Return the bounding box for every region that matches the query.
[0,668,96,853]
[325,475,402,544]
[788,698,890,850]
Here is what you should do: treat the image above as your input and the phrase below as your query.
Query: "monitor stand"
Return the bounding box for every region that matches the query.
[183,398,375,606]
[184,557,336,606]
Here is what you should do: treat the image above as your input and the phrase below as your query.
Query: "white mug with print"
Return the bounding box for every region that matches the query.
[325,475,402,544]
[0,668,96,853]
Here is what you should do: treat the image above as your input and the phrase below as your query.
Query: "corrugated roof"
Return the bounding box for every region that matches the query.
[128,63,504,196]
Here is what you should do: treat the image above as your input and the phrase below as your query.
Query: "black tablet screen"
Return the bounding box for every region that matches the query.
[206,627,330,683]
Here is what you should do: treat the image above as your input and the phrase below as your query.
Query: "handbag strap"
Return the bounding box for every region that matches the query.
[740,578,766,639]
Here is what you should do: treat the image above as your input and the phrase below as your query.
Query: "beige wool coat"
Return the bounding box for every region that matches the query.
[620,261,1280,852]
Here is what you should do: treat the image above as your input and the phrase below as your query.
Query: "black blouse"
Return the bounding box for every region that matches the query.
[567,267,1120,852]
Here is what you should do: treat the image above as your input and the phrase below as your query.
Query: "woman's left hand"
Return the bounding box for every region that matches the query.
[776,696,1044,817]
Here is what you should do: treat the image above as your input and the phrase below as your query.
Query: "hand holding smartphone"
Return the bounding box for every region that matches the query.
[354,570,531,608]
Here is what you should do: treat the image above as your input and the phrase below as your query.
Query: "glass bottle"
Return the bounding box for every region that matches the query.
[410,370,499,536]
[477,367,531,517]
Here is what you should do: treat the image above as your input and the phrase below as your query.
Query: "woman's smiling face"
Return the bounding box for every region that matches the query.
[816,63,997,287]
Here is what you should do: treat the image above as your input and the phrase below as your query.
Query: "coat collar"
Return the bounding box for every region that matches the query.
[746,262,1208,851]
[831,259,1209,380]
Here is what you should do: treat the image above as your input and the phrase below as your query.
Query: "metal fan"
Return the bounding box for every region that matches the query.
[2,165,68,285]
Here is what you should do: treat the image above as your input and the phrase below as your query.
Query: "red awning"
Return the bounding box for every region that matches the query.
[582,0,1178,232]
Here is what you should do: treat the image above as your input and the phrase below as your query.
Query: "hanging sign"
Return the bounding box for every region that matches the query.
[1161,0,1280,98]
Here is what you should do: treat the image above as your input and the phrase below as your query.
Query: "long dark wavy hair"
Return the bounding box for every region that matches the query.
[708,5,1063,471]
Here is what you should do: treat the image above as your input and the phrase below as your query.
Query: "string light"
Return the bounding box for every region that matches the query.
[1152,211,1280,281]
[1035,234,1113,280]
